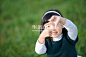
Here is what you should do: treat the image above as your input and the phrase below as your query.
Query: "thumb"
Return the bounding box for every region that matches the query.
[55,22,57,29]
[49,16,55,22]
[55,21,59,29]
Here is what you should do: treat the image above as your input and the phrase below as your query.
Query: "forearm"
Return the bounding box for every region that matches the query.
[60,17,66,25]
[35,30,48,54]
[38,34,45,44]
[63,19,78,40]
[35,40,47,54]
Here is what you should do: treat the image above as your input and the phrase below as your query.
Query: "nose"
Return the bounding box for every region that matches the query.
[51,25,56,31]
[52,27,56,31]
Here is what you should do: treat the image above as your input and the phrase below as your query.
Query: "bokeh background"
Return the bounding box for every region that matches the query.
[0,0,86,57]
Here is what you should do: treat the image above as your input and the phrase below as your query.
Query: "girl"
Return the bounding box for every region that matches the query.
[35,9,78,57]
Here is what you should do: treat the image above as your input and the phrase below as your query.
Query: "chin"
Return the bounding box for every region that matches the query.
[52,35,58,38]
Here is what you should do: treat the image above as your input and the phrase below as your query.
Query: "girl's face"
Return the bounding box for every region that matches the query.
[44,22,63,38]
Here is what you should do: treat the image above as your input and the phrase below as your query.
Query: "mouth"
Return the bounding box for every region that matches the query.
[52,31,57,35]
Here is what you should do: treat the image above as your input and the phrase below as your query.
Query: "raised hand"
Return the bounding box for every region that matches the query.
[48,15,66,28]
[38,22,53,44]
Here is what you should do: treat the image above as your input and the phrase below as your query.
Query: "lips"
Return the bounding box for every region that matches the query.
[52,31,57,35]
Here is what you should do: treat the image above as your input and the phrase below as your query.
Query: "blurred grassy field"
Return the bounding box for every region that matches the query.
[0,0,86,57]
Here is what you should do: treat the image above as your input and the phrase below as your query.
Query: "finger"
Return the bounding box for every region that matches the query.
[44,22,53,26]
[55,23,57,29]
[44,24,48,29]
[55,21,59,28]
[48,16,55,22]
[44,23,51,29]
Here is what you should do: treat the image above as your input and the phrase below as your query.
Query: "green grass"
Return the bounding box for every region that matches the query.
[0,0,86,57]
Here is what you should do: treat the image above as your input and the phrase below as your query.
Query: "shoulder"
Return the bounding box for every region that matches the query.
[63,32,78,45]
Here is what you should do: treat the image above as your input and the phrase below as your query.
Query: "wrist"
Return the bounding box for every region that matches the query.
[39,33,46,39]
[61,17,66,25]
[38,36,45,44]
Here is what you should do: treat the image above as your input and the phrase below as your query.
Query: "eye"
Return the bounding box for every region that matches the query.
[48,25,50,27]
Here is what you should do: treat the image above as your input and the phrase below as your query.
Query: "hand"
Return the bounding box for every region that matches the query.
[38,22,52,44]
[40,22,53,38]
[48,15,66,28]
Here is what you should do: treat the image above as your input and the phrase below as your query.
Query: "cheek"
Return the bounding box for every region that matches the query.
[56,26,62,33]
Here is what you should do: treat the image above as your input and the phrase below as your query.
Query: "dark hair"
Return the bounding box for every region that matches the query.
[40,9,67,44]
